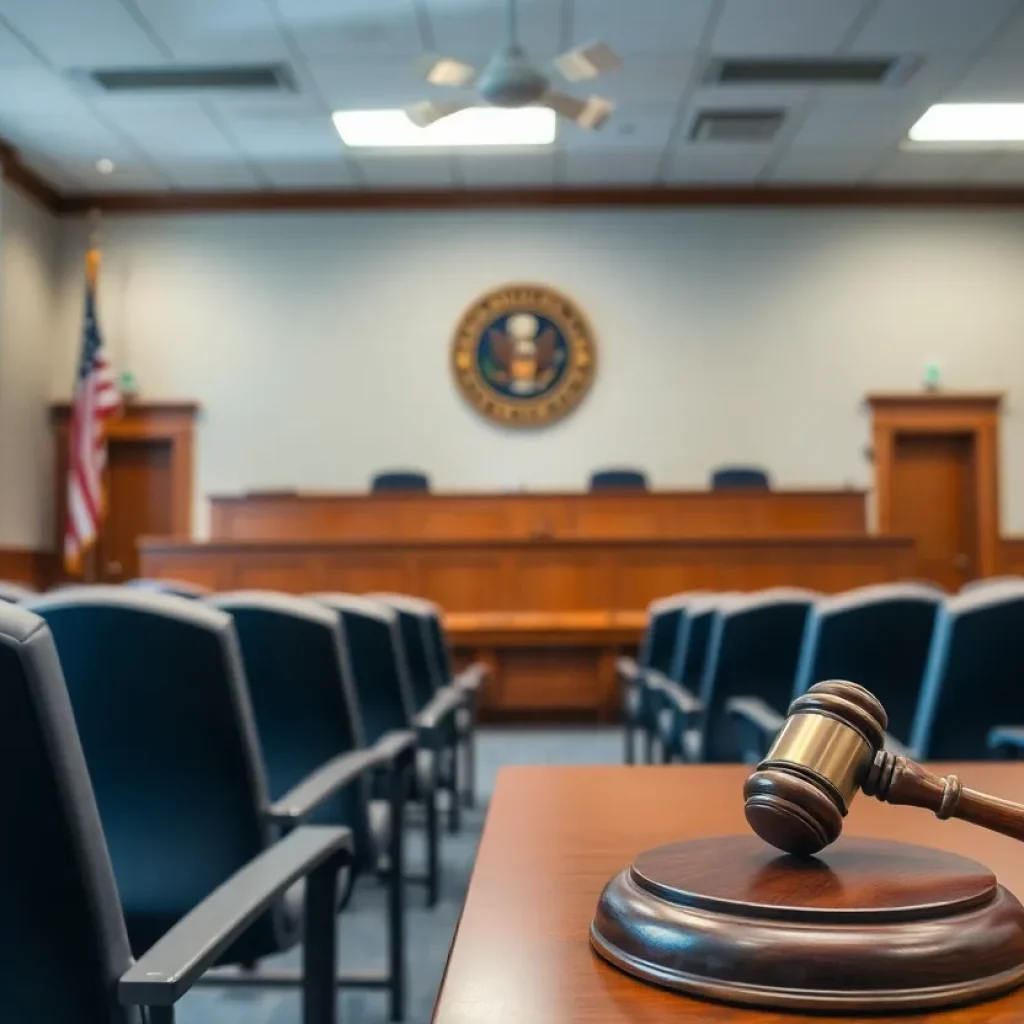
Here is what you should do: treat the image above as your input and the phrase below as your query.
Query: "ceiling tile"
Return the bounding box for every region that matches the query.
[0,18,46,68]
[713,0,864,55]
[277,0,424,60]
[870,148,991,183]
[0,0,167,68]
[255,156,358,189]
[562,102,676,151]
[18,149,88,191]
[945,56,1024,101]
[770,145,886,183]
[0,99,131,162]
[305,55,429,108]
[665,144,771,183]
[458,150,556,186]
[848,0,1019,55]
[129,0,289,62]
[221,110,344,158]
[790,94,924,149]
[158,161,262,190]
[562,148,661,184]
[585,52,695,106]
[571,0,714,54]
[353,153,457,186]
[987,7,1024,55]
[972,152,1024,182]
[93,98,238,159]
[60,158,170,192]
[426,0,563,61]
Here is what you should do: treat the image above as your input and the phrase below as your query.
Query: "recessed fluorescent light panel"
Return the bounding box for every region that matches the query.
[332,107,556,148]
[909,103,1024,144]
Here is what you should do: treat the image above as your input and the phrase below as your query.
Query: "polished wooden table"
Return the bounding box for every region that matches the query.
[434,765,1024,1023]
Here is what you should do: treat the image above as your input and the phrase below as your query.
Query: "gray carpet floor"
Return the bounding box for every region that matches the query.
[176,727,621,1024]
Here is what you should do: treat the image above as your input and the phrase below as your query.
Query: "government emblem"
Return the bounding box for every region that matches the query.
[451,283,597,428]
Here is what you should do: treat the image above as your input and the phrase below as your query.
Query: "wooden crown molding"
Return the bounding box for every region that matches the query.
[55,184,1024,216]
[866,392,1004,411]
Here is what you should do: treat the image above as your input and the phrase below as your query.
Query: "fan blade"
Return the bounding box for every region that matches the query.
[412,53,477,87]
[405,99,471,127]
[553,41,622,82]
[543,92,614,130]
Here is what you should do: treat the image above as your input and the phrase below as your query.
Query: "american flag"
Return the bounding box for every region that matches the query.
[64,247,120,575]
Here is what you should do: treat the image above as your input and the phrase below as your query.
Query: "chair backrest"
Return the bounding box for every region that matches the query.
[208,592,373,867]
[311,594,416,743]
[369,593,443,707]
[959,575,1023,595]
[371,471,430,493]
[26,586,281,960]
[910,584,1024,760]
[0,602,138,1024]
[710,466,771,490]
[792,583,943,743]
[641,594,694,674]
[670,594,734,687]
[589,469,649,491]
[124,577,211,599]
[696,588,817,762]
[0,579,36,603]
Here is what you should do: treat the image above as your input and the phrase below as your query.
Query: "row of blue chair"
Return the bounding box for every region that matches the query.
[621,577,1024,766]
[0,581,485,1024]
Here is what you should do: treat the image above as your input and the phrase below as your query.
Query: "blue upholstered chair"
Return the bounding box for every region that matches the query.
[901,584,1024,761]
[959,575,1024,595]
[371,472,430,493]
[124,577,210,599]
[313,593,443,906]
[618,593,696,764]
[589,469,649,491]
[26,586,399,1019]
[0,599,351,1024]
[370,593,468,832]
[654,593,736,762]
[673,589,817,764]
[710,466,771,490]
[728,583,943,761]
[208,591,412,1015]
[0,579,35,603]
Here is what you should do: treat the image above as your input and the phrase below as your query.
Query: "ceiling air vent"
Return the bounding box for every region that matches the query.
[704,56,916,86]
[88,64,294,93]
[689,109,785,143]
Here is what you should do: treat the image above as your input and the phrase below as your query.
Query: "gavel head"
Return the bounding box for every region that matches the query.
[743,680,888,856]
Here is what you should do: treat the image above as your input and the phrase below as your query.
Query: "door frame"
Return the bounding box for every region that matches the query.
[867,393,1002,579]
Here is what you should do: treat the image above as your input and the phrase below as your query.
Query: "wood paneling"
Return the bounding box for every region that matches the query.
[435,764,1024,1024]
[0,547,44,586]
[210,489,867,543]
[139,534,914,721]
[870,393,1002,581]
[1003,538,1024,576]
[51,401,197,582]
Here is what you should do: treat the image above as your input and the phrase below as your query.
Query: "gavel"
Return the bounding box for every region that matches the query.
[744,679,1024,856]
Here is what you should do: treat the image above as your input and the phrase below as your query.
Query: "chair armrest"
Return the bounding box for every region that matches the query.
[454,662,488,693]
[726,696,785,738]
[659,679,701,717]
[371,728,417,767]
[616,657,641,684]
[268,748,383,826]
[119,825,351,1008]
[414,686,465,731]
[988,726,1024,757]
[644,667,671,694]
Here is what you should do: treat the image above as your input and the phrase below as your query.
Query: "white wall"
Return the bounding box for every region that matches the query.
[54,206,1024,538]
[0,181,58,548]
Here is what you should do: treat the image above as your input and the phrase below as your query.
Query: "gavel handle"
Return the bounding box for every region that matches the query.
[863,751,1024,844]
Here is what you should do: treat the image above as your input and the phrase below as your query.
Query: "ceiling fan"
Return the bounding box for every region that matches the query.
[407,0,621,131]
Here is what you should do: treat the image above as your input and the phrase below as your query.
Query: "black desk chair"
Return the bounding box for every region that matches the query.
[728,582,943,761]
[209,591,412,1018]
[0,579,35,603]
[709,466,771,490]
[370,593,467,832]
[589,469,649,491]
[897,584,1024,761]
[670,589,816,764]
[124,577,211,599]
[371,472,430,493]
[1,599,351,1024]
[27,587,402,1019]
[313,593,444,906]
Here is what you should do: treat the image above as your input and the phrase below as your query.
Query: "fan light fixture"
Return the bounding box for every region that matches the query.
[909,103,1024,143]
[332,107,556,148]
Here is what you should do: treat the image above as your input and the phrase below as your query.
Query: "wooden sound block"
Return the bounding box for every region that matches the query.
[591,835,1024,1013]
